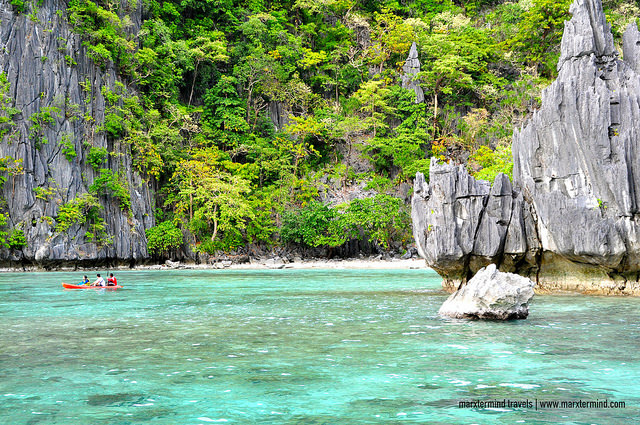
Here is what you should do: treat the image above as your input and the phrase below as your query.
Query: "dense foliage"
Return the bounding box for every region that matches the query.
[280,194,410,250]
[55,193,111,245]
[145,221,184,256]
[5,0,637,257]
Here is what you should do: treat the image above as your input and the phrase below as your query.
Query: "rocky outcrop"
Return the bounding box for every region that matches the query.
[0,0,154,267]
[412,161,539,291]
[438,264,535,319]
[412,0,640,295]
[401,42,424,104]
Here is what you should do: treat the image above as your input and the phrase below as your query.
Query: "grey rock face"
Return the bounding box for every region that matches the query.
[401,42,424,103]
[269,101,289,133]
[412,160,536,291]
[0,0,154,266]
[412,0,640,295]
[438,264,535,320]
[557,0,616,70]
[623,22,640,73]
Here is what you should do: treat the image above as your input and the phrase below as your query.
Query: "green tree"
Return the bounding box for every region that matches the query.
[146,220,183,257]
[280,201,348,247]
[67,0,136,70]
[468,144,513,183]
[233,47,278,129]
[418,12,494,135]
[0,213,8,248]
[171,149,255,244]
[367,9,414,74]
[55,193,111,245]
[203,76,248,137]
[8,228,27,250]
[362,86,430,180]
[341,194,410,249]
[351,80,396,138]
[187,34,229,106]
[89,169,131,212]
[507,0,572,76]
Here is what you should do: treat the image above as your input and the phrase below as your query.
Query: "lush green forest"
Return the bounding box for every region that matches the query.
[28,0,640,257]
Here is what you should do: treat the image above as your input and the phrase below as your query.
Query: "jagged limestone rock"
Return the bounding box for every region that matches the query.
[412,160,535,291]
[0,0,154,267]
[623,22,640,73]
[401,42,424,103]
[412,0,640,295]
[438,264,535,320]
[557,0,616,70]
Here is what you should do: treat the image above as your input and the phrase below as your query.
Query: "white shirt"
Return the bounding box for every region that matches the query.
[94,277,106,286]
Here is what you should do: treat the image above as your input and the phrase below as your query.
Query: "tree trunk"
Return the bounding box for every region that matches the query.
[335,66,339,104]
[189,176,193,220]
[188,60,200,106]
[211,220,218,242]
[433,91,438,138]
[343,137,351,191]
[433,79,443,138]
[211,205,219,242]
[246,82,254,124]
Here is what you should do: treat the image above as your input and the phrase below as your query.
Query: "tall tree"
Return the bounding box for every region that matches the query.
[351,79,396,138]
[172,149,255,243]
[187,34,229,106]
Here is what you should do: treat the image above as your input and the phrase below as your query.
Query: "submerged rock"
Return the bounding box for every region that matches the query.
[438,264,535,320]
[412,0,640,295]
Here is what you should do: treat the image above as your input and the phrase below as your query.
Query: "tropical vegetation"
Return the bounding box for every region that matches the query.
[3,0,638,257]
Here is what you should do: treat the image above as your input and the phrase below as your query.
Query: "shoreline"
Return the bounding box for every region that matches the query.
[199,258,429,270]
[0,258,431,272]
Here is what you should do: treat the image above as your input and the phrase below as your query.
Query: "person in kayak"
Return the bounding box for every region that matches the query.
[93,274,106,287]
[107,273,117,286]
[80,275,90,286]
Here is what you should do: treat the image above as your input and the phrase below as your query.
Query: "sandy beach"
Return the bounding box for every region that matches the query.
[0,258,430,272]
[232,258,428,270]
[141,257,431,271]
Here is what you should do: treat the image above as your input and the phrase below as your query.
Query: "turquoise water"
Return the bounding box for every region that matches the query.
[0,269,639,424]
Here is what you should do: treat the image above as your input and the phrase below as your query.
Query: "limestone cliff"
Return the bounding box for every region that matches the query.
[0,0,153,267]
[401,42,424,104]
[412,0,640,295]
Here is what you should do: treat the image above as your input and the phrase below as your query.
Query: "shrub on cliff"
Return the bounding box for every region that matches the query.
[7,228,26,250]
[469,144,513,183]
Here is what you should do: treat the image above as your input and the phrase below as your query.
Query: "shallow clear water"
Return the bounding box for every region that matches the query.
[0,269,638,424]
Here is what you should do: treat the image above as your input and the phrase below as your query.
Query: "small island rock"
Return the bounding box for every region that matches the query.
[438,264,535,320]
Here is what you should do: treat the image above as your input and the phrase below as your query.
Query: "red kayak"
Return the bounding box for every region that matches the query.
[62,282,123,289]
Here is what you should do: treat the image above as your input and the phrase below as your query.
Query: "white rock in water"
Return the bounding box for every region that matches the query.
[438,264,535,320]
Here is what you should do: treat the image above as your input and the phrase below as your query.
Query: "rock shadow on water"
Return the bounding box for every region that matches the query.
[348,396,433,410]
[86,393,147,407]
[417,383,442,390]
[275,414,359,425]
[83,394,178,423]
